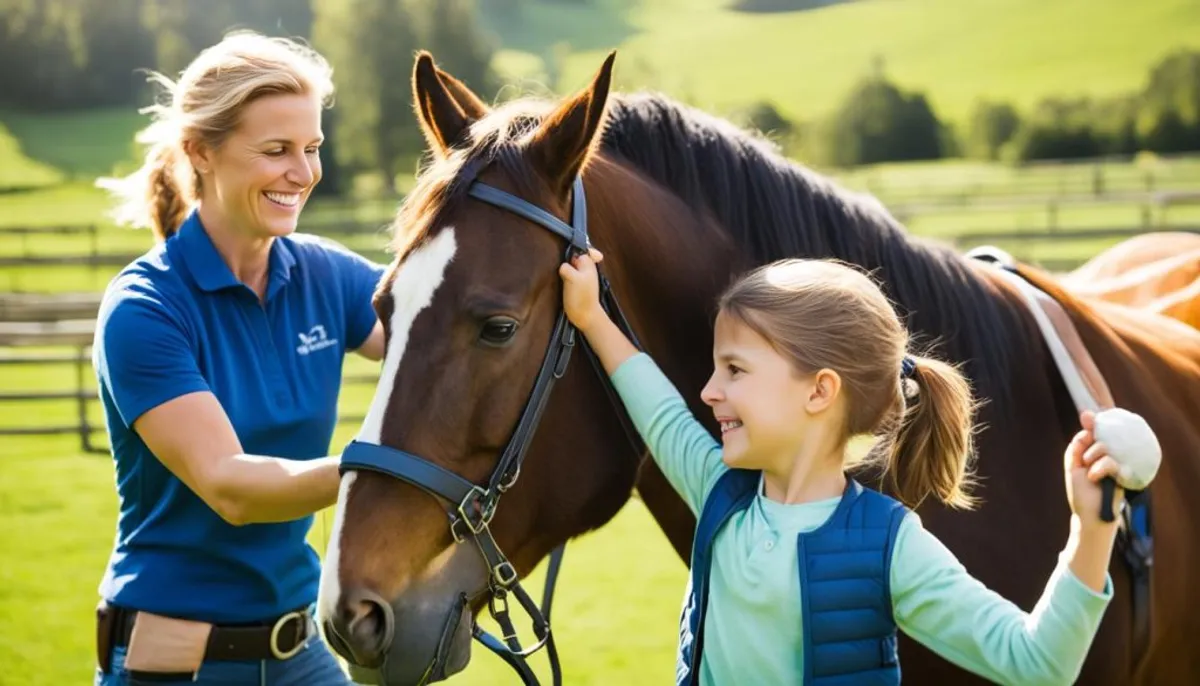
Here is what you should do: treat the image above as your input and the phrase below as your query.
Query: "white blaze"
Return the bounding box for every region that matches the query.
[318,228,458,624]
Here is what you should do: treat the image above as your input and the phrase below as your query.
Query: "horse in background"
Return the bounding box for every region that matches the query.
[318,52,1200,685]
[1063,232,1200,330]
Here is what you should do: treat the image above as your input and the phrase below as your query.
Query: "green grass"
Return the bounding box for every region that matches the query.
[0,108,145,188]
[486,0,1200,128]
[0,352,687,685]
[0,128,62,191]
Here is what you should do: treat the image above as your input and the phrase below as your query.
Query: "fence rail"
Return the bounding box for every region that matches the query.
[0,343,379,454]
[4,223,1198,452]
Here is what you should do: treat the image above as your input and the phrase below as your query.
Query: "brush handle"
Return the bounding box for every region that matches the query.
[1100,477,1117,523]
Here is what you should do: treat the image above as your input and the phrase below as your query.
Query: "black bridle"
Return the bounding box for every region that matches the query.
[339,174,643,686]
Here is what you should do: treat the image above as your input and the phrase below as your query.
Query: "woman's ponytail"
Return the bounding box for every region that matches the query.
[146,143,189,241]
[97,112,193,243]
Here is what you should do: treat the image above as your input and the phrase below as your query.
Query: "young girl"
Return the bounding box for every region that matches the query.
[560,252,1129,686]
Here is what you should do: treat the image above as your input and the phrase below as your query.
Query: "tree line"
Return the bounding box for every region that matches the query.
[2,1,1196,180]
[0,0,496,193]
[740,49,1200,168]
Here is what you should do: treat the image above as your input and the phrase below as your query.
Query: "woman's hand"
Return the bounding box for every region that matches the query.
[1064,410,1123,531]
[559,248,609,334]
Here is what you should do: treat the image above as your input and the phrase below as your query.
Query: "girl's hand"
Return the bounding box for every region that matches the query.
[559,248,608,333]
[1064,410,1123,530]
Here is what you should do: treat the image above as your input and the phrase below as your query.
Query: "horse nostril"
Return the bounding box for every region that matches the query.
[332,588,394,668]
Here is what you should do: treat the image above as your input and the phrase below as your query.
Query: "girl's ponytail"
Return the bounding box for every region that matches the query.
[884,355,979,510]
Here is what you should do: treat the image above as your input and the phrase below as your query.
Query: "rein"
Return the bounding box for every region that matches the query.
[339,173,645,685]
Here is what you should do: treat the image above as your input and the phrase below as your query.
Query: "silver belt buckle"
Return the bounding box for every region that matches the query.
[269,610,309,660]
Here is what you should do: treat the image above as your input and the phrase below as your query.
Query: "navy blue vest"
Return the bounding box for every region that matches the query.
[676,469,908,686]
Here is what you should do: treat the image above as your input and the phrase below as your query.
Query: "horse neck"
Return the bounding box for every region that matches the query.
[588,158,739,323]
[588,152,1030,416]
[582,156,743,409]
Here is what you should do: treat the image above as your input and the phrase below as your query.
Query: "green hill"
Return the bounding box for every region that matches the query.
[483,0,1200,127]
[3,0,1199,193]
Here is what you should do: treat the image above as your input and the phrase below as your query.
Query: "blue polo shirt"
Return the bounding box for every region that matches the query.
[92,211,385,623]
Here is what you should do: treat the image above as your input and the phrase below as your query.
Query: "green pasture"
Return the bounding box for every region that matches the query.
[3,102,1200,293]
[488,0,1200,126]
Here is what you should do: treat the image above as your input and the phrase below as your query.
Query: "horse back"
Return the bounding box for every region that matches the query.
[1021,266,1200,685]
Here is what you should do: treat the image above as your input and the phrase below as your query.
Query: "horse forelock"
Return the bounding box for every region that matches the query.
[386,98,560,264]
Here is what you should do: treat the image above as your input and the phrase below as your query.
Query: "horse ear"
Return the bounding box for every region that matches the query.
[528,51,616,194]
[412,51,470,157]
[436,67,490,120]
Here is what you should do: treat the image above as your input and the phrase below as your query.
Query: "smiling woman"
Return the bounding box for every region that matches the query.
[88,31,387,686]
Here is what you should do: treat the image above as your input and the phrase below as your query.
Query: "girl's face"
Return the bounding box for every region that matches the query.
[701,311,822,470]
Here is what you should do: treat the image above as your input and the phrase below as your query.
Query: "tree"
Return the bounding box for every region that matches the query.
[1006,98,1101,161]
[965,100,1020,161]
[827,73,946,167]
[313,0,419,186]
[419,0,498,99]
[1136,50,1200,153]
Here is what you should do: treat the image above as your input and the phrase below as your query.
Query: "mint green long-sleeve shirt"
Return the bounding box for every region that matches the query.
[610,353,1112,686]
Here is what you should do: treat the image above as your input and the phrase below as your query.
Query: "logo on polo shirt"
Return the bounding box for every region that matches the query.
[297,325,338,355]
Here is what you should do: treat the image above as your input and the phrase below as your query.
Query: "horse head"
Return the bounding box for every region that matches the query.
[317,52,648,685]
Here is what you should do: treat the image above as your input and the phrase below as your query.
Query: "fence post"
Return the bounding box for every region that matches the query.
[76,344,96,454]
[90,224,100,288]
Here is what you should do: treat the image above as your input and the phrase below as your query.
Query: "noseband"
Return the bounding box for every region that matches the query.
[339,174,643,685]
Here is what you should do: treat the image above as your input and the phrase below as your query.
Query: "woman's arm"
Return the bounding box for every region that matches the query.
[354,320,386,362]
[95,285,340,526]
[133,391,340,525]
[323,235,387,362]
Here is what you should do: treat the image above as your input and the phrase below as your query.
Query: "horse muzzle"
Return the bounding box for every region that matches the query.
[324,589,473,685]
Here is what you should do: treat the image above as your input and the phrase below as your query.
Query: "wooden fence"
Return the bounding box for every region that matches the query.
[0,290,381,454]
[843,152,1200,208]
[3,224,1198,452]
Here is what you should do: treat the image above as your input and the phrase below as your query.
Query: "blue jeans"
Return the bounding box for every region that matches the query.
[95,636,354,686]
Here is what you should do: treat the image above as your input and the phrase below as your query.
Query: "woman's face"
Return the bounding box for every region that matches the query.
[196,92,324,239]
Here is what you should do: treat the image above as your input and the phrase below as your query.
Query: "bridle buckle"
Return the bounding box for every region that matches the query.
[451,485,493,543]
[492,560,519,589]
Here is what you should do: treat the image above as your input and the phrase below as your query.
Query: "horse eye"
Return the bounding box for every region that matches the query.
[480,316,520,346]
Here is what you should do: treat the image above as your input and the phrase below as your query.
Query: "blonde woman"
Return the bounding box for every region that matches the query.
[92,31,383,685]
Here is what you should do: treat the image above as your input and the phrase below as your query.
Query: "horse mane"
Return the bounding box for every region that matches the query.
[598,92,1026,412]
[390,90,1028,413]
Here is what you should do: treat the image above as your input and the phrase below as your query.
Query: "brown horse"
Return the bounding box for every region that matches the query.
[318,52,1200,685]
[1062,232,1200,330]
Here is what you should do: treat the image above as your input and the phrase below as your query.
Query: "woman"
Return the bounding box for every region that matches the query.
[92,31,384,685]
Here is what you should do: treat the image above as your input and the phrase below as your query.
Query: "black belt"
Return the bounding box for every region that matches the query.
[112,605,314,663]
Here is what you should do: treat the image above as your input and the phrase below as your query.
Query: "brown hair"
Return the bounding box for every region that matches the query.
[97,31,335,241]
[718,258,979,510]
